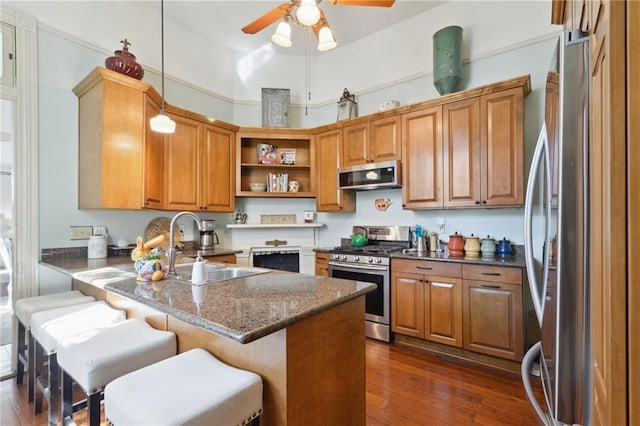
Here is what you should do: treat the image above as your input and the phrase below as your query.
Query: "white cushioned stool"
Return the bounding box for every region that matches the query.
[14,290,95,402]
[105,348,263,426]
[57,318,177,426]
[30,300,126,425]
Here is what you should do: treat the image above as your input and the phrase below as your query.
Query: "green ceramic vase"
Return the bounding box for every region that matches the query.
[433,25,463,95]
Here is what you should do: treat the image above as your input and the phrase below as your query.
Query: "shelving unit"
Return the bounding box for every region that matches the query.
[236,129,314,198]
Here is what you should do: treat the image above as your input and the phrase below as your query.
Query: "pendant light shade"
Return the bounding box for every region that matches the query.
[150,113,176,133]
[150,0,175,134]
[296,0,321,26]
[271,21,292,47]
[317,26,337,51]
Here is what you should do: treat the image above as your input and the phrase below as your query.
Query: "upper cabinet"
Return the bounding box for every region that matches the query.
[74,67,237,211]
[315,129,355,212]
[341,116,401,167]
[236,129,314,198]
[162,113,236,212]
[74,68,161,209]
[403,76,529,210]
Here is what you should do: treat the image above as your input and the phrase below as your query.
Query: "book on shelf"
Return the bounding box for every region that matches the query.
[257,143,277,164]
[266,173,289,192]
[279,148,296,165]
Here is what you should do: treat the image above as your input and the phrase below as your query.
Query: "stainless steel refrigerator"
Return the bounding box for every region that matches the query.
[521,29,591,426]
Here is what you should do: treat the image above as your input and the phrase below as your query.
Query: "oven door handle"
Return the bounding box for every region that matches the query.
[329,262,388,272]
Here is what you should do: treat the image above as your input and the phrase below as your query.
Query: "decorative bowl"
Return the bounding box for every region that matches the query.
[249,183,267,192]
[377,100,400,112]
[134,259,165,282]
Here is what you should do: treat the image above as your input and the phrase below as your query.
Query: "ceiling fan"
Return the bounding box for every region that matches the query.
[242,0,396,51]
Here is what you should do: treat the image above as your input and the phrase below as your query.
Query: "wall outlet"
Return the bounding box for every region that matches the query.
[93,225,107,236]
[70,226,93,240]
[436,217,446,234]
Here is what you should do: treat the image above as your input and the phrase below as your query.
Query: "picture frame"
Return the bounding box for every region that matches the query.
[262,88,290,128]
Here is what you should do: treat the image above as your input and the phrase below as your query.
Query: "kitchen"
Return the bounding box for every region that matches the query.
[0,1,637,425]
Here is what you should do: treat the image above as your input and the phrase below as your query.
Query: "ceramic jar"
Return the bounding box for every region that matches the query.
[448,232,465,256]
[481,235,496,257]
[496,238,512,256]
[105,39,144,80]
[464,234,481,257]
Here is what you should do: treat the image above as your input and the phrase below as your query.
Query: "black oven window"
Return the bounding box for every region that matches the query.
[329,269,384,317]
[253,252,299,273]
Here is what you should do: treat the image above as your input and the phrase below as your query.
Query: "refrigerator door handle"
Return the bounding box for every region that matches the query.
[524,124,551,325]
[521,342,550,425]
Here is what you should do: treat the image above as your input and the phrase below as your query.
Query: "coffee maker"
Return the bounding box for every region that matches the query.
[193,220,218,255]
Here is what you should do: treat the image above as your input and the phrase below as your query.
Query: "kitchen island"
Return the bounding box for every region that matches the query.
[41,256,375,425]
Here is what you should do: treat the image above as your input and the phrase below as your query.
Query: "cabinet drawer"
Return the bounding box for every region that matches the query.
[392,259,461,278]
[462,264,522,285]
[315,252,330,262]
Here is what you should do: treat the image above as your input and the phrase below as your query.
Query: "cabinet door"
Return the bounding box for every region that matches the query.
[443,98,481,207]
[163,114,201,211]
[341,122,370,166]
[401,106,443,209]
[391,272,424,338]
[424,276,462,347]
[201,125,235,212]
[480,88,524,206]
[315,253,329,277]
[316,129,355,212]
[463,279,523,360]
[370,115,401,163]
[142,95,164,209]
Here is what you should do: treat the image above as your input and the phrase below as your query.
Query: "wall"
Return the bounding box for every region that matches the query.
[33,3,560,292]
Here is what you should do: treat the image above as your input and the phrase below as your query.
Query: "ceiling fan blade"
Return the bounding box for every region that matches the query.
[241,3,294,34]
[325,0,395,7]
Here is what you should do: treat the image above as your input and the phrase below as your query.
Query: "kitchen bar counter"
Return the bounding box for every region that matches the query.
[40,255,373,425]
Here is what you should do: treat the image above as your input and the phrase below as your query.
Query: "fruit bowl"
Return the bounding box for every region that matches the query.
[249,182,267,192]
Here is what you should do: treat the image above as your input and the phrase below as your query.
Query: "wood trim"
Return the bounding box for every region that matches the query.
[628,1,640,423]
[551,0,566,25]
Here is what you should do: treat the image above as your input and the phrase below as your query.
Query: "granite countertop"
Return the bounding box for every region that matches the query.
[40,256,375,344]
[390,250,526,268]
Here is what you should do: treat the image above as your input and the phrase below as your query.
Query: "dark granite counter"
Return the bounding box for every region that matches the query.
[40,256,374,344]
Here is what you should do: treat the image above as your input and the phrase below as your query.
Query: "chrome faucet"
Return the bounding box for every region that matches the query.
[167,211,204,276]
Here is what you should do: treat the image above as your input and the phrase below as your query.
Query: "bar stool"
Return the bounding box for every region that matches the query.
[57,318,177,426]
[105,348,263,426]
[30,300,126,425]
[14,290,95,401]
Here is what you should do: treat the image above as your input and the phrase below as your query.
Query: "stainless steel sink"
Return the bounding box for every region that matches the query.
[173,262,269,283]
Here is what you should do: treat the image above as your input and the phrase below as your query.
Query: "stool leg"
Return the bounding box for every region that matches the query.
[28,333,36,402]
[87,392,101,426]
[62,370,73,423]
[48,353,60,426]
[34,341,44,415]
[15,321,25,385]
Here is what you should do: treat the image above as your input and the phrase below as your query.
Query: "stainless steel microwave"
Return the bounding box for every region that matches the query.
[338,160,401,190]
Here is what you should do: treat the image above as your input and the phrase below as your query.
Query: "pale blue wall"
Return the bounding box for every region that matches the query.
[37,27,557,260]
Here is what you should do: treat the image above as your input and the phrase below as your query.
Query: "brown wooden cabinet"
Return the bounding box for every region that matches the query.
[315,129,355,212]
[391,259,462,347]
[315,252,329,277]
[341,116,401,167]
[237,129,314,198]
[462,264,523,361]
[163,114,235,212]
[74,67,163,209]
[442,88,524,208]
[202,254,236,264]
[401,106,443,209]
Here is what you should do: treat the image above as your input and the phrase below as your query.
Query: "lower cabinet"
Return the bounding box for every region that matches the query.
[392,259,524,361]
[461,264,524,361]
[315,253,329,277]
[391,259,462,347]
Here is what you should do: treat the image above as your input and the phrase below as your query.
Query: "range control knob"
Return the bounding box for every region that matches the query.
[368,257,374,263]
[376,258,382,264]
[340,255,347,261]
[353,256,360,262]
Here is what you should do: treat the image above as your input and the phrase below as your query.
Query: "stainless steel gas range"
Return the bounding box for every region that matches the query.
[327,225,411,342]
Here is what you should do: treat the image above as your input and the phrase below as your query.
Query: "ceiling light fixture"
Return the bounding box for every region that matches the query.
[317,25,337,51]
[296,0,321,26]
[271,20,293,47]
[150,0,176,134]
[271,13,337,51]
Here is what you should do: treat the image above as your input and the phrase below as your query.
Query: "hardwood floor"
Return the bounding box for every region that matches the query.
[1,339,542,425]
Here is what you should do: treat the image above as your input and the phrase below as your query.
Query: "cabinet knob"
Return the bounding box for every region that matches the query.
[474,200,480,205]
[482,200,487,205]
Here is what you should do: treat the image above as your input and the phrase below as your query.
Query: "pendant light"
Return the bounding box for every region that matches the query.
[271,20,292,47]
[150,0,176,134]
[317,26,337,51]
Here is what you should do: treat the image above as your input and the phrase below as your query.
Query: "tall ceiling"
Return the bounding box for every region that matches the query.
[4,0,446,56]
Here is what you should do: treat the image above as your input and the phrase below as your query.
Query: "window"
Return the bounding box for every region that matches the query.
[0,22,16,88]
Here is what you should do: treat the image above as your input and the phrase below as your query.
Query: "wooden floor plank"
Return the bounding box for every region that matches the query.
[0,338,543,425]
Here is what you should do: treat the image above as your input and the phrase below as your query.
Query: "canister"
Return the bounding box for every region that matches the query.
[88,235,107,259]
[464,234,481,257]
